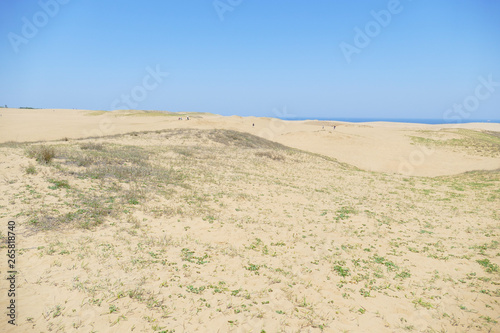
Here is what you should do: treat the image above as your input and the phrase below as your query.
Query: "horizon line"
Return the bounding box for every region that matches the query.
[2,107,499,124]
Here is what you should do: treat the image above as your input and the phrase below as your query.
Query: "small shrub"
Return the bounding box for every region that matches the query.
[25,164,37,175]
[27,145,56,164]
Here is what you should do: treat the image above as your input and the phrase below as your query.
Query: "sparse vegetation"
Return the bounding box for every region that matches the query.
[80,142,105,150]
[27,145,56,164]
[410,129,500,157]
[255,151,285,161]
[477,259,499,273]
[1,128,499,332]
[48,179,70,190]
[25,163,37,174]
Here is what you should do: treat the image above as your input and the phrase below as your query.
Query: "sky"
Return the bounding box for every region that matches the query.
[1,0,499,121]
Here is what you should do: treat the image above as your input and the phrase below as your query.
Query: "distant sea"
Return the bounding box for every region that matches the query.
[278,117,500,124]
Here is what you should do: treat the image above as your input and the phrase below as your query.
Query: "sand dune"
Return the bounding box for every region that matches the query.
[1,108,499,176]
[0,109,499,332]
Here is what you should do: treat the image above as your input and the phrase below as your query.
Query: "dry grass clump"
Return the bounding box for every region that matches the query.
[48,179,70,189]
[208,129,287,149]
[26,206,64,231]
[24,188,113,231]
[80,142,105,151]
[61,144,153,180]
[25,163,37,174]
[255,151,285,161]
[27,145,56,164]
[69,194,114,229]
[27,215,62,231]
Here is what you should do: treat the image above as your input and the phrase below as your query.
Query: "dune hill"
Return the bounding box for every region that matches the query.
[0,125,499,332]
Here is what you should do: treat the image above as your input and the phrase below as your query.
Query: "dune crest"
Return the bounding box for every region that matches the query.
[1,108,498,176]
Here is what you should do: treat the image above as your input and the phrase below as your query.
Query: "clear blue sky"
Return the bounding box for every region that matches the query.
[1,0,499,120]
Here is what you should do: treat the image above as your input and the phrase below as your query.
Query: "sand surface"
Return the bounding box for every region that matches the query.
[0,108,499,332]
[1,108,499,176]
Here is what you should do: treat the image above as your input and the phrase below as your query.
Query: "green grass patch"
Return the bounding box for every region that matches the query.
[477,258,499,273]
[180,248,209,265]
[48,179,70,190]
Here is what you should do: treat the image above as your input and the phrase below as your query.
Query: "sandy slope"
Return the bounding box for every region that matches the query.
[0,109,499,332]
[1,108,499,176]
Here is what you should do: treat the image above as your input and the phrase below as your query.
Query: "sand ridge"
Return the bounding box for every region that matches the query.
[0,108,499,176]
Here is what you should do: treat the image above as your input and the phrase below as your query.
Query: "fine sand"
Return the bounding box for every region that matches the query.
[0,108,499,332]
[1,108,499,177]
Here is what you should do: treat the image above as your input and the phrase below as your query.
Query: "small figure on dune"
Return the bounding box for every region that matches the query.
[252,123,255,127]
[186,116,189,120]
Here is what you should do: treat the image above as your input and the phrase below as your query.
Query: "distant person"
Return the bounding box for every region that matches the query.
[334,125,336,130]
[186,116,189,120]
[252,123,255,127]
